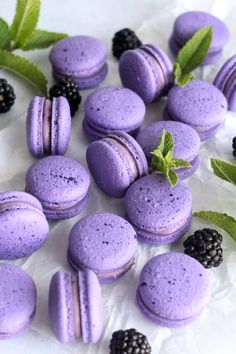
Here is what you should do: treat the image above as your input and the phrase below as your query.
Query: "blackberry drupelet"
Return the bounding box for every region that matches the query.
[0,79,16,113]
[112,28,142,59]
[183,228,223,268]
[110,328,152,354]
[49,78,81,116]
[232,137,236,157]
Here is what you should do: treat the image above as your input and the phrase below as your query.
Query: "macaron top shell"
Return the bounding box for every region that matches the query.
[84,87,145,132]
[125,173,192,234]
[166,80,228,129]
[136,121,200,163]
[49,36,107,76]
[0,264,37,339]
[26,96,44,156]
[138,252,209,321]
[173,11,229,52]
[68,213,137,272]
[25,156,90,206]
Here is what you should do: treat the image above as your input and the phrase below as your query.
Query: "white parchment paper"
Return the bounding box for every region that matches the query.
[0,0,236,353]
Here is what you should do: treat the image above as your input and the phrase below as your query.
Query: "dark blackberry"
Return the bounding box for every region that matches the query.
[49,78,81,116]
[0,79,16,113]
[232,137,236,157]
[112,28,142,59]
[183,228,223,268]
[110,328,152,354]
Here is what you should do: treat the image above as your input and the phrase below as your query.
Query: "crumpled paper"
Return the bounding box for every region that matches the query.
[0,0,236,353]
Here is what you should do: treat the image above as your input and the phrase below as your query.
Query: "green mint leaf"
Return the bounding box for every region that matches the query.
[194,211,236,243]
[0,18,11,50]
[174,26,213,87]
[22,29,68,50]
[162,130,174,157]
[170,159,192,169]
[10,0,40,48]
[211,158,236,185]
[168,169,178,187]
[0,50,47,96]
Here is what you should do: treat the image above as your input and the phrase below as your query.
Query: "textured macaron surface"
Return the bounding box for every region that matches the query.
[137,252,209,323]
[166,80,228,129]
[68,213,137,273]
[0,191,49,259]
[25,156,90,206]
[172,11,229,52]
[26,96,44,157]
[84,87,145,131]
[136,121,200,163]
[0,264,37,339]
[125,173,192,234]
[49,36,107,76]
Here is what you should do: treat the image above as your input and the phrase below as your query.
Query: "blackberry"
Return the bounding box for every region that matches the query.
[183,228,223,268]
[110,328,152,354]
[112,28,142,59]
[232,137,236,157]
[0,79,16,113]
[49,78,81,116]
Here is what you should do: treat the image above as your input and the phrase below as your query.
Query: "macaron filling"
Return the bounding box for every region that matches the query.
[40,192,88,211]
[0,200,44,215]
[71,274,82,340]
[53,62,107,79]
[43,99,52,153]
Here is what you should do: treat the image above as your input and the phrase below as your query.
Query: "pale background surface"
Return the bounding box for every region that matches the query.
[0,0,236,353]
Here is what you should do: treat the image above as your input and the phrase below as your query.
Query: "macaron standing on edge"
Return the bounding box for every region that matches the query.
[49,36,108,89]
[164,80,228,141]
[0,191,49,259]
[67,213,138,283]
[26,96,71,158]
[136,121,201,179]
[214,54,236,112]
[49,269,104,343]
[0,264,37,339]
[119,44,173,104]
[83,87,145,141]
[136,252,210,327]
[125,173,192,245]
[25,155,90,220]
[169,11,230,65]
[87,131,148,198]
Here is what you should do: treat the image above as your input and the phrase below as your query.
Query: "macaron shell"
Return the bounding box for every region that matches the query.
[84,87,145,133]
[137,252,209,327]
[49,272,75,343]
[51,97,71,155]
[0,264,37,339]
[26,96,44,157]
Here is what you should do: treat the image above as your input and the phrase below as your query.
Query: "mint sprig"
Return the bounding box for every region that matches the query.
[211,158,236,185]
[0,0,68,95]
[150,130,192,187]
[174,26,213,87]
[194,211,236,243]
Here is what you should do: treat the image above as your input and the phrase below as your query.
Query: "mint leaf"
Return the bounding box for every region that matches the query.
[22,29,68,50]
[168,169,178,187]
[163,130,174,156]
[0,50,47,95]
[170,159,192,169]
[0,18,11,50]
[10,0,40,48]
[174,26,213,87]
[194,211,236,243]
[211,158,236,185]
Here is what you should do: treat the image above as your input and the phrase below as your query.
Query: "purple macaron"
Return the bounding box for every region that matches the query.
[125,173,192,245]
[67,213,138,283]
[0,264,37,339]
[0,191,49,259]
[49,36,108,89]
[169,11,229,65]
[136,252,210,327]
[25,156,90,220]
[136,121,200,179]
[214,54,236,112]
[164,80,228,141]
[83,87,145,141]
[26,96,71,158]
[87,131,148,198]
[119,44,173,104]
[49,269,103,343]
